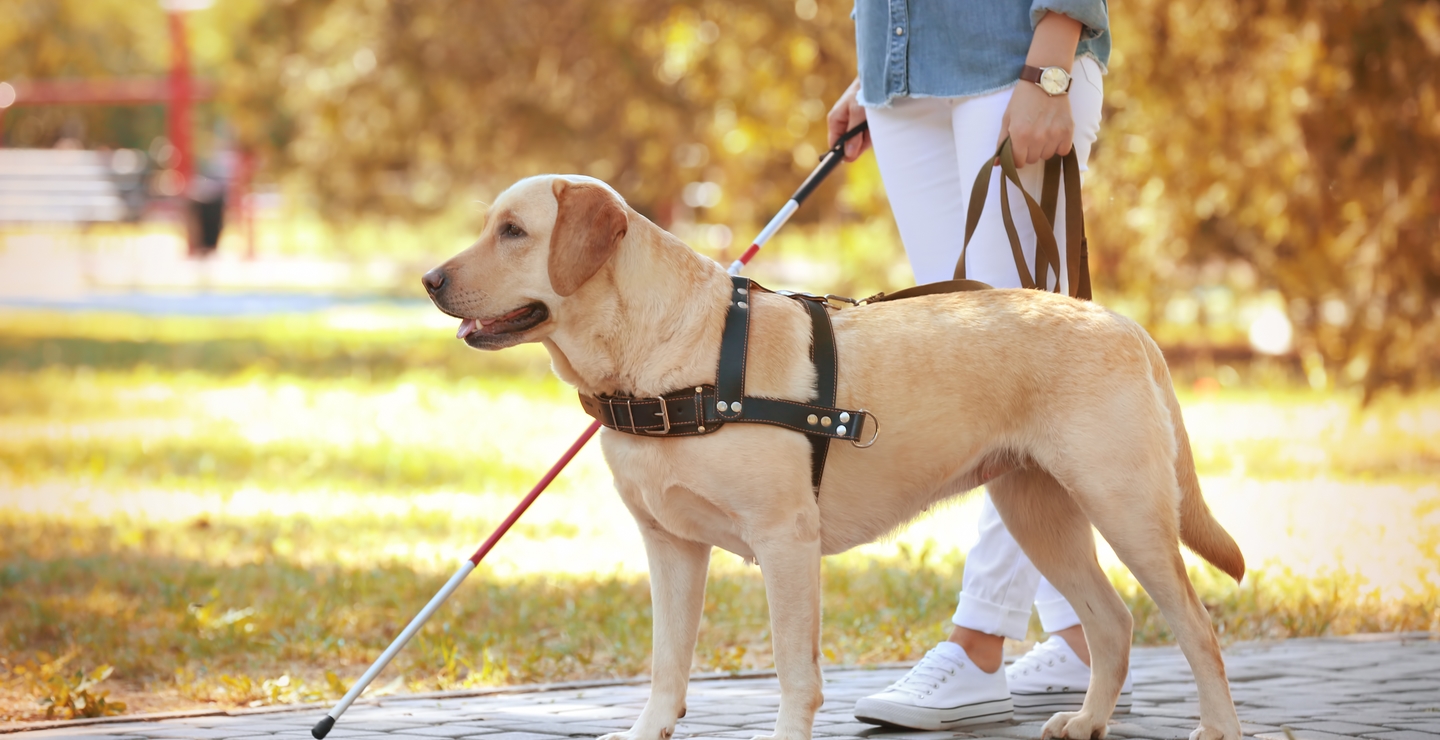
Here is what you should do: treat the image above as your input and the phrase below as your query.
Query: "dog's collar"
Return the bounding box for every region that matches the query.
[578,276,872,492]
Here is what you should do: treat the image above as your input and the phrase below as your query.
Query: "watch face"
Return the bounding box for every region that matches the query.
[1040,67,1069,95]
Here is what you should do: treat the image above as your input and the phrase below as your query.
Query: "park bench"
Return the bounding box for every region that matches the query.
[0,148,148,224]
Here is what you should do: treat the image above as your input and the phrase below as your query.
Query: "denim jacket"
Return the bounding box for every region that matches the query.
[854,0,1110,107]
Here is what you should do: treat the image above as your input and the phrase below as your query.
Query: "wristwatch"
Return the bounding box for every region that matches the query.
[1020,65,1072,96]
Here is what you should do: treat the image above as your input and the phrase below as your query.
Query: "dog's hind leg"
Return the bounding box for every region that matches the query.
[986,467,1132,740]
[602,517,711,740]
[1064,467,1241,740]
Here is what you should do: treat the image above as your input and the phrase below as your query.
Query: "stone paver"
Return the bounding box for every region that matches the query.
[6,634,1437,740]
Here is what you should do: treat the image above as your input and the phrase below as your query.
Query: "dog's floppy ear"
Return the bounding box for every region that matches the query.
[548,179,628,296]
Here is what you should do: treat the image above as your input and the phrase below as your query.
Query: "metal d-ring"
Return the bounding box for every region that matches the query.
[851,409,880,448]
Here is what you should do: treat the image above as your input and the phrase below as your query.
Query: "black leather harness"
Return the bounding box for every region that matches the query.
[578,275,872,492]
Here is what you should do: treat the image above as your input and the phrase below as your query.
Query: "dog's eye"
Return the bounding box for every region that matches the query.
[501,223,526,238]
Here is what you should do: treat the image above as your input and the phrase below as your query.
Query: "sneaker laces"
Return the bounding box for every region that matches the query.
[1008,636,1070,678]
[887,646,965,698]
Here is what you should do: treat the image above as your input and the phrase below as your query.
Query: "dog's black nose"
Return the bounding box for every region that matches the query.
[422,268,446,293]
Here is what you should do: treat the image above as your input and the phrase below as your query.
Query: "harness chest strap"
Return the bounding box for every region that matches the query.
[577,276,869,492]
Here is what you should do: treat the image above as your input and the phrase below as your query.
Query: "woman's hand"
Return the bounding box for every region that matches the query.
[1000,11,1083,167]
[998,80,1075,166]
[827,77,871,162]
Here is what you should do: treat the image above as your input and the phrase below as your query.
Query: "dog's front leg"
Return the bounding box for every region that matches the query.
[602,525,711,740]
[751,516,824,740]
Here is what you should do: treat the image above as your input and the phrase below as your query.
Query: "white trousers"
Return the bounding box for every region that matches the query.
[865,57,1104,641]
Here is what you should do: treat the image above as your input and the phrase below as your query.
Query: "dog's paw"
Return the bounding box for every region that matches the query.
[1188,724,1238,740]
[598,730,671,740]
[1041,711,1108,740]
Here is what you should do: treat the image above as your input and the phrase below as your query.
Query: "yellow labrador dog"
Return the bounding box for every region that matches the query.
[423,175,1246,740]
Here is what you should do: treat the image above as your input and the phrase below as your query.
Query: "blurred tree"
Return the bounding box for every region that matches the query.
[1089,0,1440,397]
[3,0,1436,394]
[0,0,169,147]
[219,0,867,230]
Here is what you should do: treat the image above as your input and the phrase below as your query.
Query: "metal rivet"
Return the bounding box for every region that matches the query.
[737,287,748,295]
[697,425,706,432]
[738,301,748,309]
[731,401,742,413]
[836,424,847,435]
[695,387,703,393]
[807,414,819,425]
[717,401,728,412]
[821,416,832,427]
[840,412,851,423]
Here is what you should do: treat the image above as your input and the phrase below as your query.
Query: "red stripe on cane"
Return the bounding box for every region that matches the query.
[468,421,601,566]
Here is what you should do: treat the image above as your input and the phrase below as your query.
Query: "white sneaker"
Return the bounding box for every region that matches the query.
[1005,635,1134,714]
[853,642,1013,729]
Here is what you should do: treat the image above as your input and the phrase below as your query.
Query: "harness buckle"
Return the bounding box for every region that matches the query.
[776,290,828,303]
[824,294,859,307]
[641,397,672,435]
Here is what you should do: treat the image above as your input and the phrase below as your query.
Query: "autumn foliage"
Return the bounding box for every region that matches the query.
[2,0,1437,394]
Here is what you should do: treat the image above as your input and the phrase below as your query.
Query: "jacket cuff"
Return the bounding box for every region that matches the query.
[1030,0,1108,41]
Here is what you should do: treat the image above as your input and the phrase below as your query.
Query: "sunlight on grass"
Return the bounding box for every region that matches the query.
[2,308,1437,723]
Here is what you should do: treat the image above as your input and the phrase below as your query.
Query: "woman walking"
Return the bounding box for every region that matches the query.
[827,0,1132,728]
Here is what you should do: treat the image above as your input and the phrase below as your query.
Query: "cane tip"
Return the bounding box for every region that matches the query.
[312,715,336,739]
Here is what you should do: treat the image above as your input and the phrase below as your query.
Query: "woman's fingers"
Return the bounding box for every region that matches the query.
[1012,124,1071,165]
[843,106,869,161]
[1001,83,1075,166]
[826,108,847,150]
[1039,138,1060,164]
[827,78,872,161]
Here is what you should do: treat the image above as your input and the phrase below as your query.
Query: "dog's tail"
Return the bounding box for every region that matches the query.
[1140,331,1247,582]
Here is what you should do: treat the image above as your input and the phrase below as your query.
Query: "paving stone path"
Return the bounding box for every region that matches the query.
[9,634,1438,740]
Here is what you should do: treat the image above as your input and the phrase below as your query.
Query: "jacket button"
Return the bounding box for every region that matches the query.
[894,26,904,35]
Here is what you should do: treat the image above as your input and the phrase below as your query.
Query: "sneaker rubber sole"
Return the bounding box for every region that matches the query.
[1010,689,1133,714]
[854,696,1014,730]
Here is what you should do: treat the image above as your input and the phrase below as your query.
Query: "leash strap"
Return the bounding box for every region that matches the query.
[956,138,1091,301]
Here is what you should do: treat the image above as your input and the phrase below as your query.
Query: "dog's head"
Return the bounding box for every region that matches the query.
[422,175,628,350]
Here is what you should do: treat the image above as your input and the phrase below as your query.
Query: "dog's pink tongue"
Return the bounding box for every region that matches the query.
[456,318,478,339]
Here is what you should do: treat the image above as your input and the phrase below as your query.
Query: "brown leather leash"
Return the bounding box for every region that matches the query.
[579,137,1091,493]
[869,137,1091,304]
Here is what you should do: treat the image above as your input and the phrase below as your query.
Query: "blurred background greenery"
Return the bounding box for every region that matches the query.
[1,0,1438,726]
[5,0,1438,393]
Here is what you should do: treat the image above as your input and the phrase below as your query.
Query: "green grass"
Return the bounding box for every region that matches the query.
[1,307,1438,723]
